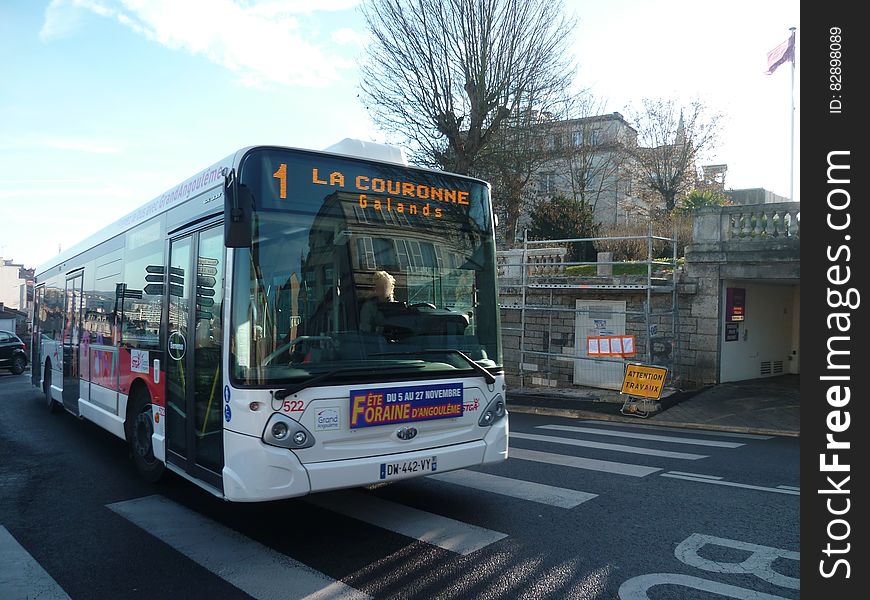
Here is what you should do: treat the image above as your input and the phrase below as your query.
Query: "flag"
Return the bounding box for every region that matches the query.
[765,31,795,75]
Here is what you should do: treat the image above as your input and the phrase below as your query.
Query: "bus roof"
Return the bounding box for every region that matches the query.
[323,138,409,166]
[36,148,240,277]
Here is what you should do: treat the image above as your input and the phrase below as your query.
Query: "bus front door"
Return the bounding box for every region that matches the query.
[165,225,226,492]
[62,271,83,414]
[31,285,44,388]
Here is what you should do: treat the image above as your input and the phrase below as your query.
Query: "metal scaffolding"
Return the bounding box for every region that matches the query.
[499,228,679,390]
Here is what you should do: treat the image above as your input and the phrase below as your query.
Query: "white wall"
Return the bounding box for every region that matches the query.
[0,317,15,333]
[719,282,799,382]
[0,262,26,309]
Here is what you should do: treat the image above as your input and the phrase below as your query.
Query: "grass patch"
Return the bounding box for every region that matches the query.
[565,259,683,276]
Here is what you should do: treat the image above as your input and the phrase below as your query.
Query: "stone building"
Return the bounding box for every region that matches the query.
[0,257,34,327]
[494,112,649,246]
[726,188,789,206]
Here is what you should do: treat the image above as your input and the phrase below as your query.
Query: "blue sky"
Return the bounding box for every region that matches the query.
[0,0,799,270]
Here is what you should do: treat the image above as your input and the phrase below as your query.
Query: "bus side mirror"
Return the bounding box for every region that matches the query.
[224,169,253,248]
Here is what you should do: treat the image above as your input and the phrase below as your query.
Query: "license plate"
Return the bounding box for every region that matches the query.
[379,456,438,480]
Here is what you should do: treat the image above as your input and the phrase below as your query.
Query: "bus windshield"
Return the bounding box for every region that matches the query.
[230,148,502,386]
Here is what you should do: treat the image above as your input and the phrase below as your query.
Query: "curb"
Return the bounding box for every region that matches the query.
[508,404,800,438]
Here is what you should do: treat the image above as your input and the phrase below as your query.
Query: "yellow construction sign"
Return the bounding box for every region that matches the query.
[620,363,669,400]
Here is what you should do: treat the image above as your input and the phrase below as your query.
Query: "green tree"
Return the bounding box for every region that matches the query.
[528,195,598,260]
[678,188,731,213]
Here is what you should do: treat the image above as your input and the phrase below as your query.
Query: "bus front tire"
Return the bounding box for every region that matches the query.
[44,366,58,413]
[126,390,165,483]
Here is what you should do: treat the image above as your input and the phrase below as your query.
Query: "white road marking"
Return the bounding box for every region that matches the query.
[538,424,744,448]
[578,420,773,440]
[428,469,597,508]
[667,471,723,480]
[511,432,708,460]
[660,474,801,496]
[108,495,368,600]
[777,485,800,491]
[306,490,507,555]
[619,573,792,599]
[509,447,661,477]
[674,533,800,590]
[0,526,71,600]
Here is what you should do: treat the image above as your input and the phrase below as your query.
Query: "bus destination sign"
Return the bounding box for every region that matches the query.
[270,160,477,223]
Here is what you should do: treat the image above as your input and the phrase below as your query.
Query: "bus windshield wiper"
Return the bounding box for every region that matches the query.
[371,349,496,385]
[273,365,423,399]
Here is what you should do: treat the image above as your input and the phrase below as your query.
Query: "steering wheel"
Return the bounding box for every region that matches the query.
[410,302,437,309]
[262,336,335,366]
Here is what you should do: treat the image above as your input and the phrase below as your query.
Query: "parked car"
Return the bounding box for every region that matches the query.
[0,330,28,375]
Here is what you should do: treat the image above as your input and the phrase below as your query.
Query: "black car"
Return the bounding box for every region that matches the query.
[0,330,28,375]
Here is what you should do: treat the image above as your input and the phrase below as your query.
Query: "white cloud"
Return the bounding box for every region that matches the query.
[246,1,361,18]
[42,138,123,154]
[331,27,367,47]
[39,0,109,40]
[0,135,122,154]
[40,0,364,88]
[0,184,134,199]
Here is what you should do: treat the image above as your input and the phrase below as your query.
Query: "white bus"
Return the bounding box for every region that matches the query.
[31,140,508,501]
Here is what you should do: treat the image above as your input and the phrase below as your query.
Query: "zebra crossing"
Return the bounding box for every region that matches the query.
[0,526,71,600]
[428,469,598,508]
[1,419,792,600]
[305,489,508,555]
[508,447,661,477]
[510,431,710,460]
[109,495,368,600]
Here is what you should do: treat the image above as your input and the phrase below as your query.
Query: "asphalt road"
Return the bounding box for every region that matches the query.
[0,371,800,599]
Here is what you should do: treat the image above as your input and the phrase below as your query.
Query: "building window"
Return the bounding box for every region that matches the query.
[539,172,557,195]
[353,206,369,224]
[357,237,376,269]
[573,129,601,146]
[546,135,563,151]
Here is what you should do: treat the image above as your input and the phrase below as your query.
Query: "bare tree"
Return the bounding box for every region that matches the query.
[479,102,559,245]
[482,93,634,244]
[626,98,722,211]
[550,93,632,224]
[359,0,576,174]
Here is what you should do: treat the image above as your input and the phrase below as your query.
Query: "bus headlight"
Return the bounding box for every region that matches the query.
[263,414,315,449]
[272,422,289,440]
[478,394,507,427]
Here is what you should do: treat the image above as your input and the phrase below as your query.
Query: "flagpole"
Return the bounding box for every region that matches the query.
[789,26,796,202]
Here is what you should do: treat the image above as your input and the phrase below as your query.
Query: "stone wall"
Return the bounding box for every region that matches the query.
[496,202,801,390]
[499,278,680,389]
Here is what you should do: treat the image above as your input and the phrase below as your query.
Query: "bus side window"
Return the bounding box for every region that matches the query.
[121,217,165,350]
[44,283,64,343]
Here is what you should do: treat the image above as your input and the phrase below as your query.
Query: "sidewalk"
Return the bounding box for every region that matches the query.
[507,374,800,437]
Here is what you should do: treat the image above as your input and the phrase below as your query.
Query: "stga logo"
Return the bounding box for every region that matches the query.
[315,408,340,431]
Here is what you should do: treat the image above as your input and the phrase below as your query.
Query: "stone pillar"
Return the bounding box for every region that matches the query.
[693,206,725,243]
[597,252,613,277]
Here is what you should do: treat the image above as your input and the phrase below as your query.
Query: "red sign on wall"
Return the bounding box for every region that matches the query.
[726,288,746,322]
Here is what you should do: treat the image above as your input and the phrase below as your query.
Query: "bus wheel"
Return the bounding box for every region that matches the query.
[126,389,165,483]
[44,365,58,413]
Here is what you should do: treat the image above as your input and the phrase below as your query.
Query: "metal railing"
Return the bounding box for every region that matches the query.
[498,228,678,390]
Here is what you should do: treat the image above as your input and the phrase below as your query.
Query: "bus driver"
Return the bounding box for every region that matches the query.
[359,270,395,334]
